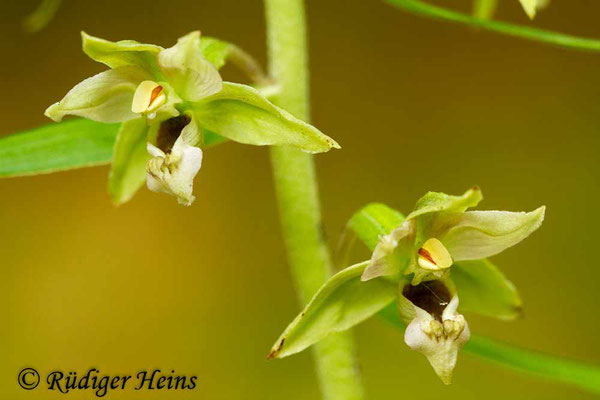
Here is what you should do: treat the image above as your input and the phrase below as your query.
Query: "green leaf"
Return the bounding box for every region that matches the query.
[452,259,522,320]
[0,120,227,178]
[348,203,406,251]
[406,186,482,220]
[439,207,545,261]
[45,66,150,123]
[0,119,118,177]
[378,303,600,395]
[81,32,162,74]
[193,82,340,153]
[268,261,397,359]
[108,119,151,205]
[384,0,600,52]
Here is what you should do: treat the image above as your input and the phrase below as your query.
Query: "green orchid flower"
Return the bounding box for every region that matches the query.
[362,186,545,285]
[45,31,339,205]
[268,187,544,384]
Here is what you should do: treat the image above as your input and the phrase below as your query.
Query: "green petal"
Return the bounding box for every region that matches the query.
[193,82,339,153]
[108,119,153,205]
[452,259,522,320]
[406,186,483,220]
[81,32,162,75]
[268,261,396,359]
[199,36,231,70]
[45,66,150,123]
[347,203,406,251]
[362,222,412,281]
[440,207,545,261]
[158,31,223,101]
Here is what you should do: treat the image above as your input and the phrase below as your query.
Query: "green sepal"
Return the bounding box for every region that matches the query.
[81,32,163,75]
[452,259,522,320]
[407,186,482,220]
[192,82,340,153]
[438,207,546,261]
[108,119,153,205]
[45,66,151,123]
[518,0,548,19]
[268,261,396,359]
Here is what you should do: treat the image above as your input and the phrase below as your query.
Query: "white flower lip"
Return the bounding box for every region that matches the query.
[400,282,470,384]
[145,115,203,206]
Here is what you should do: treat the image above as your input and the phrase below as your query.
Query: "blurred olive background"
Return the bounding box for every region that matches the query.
[2,0,600,399]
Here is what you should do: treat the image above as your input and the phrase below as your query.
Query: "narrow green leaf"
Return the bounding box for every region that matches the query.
[452,259,522,320]
[378,303,600,395]
[0,119,119,177]
[0,119,226,178]
[384,0,600,52]
[108,119,150,205]
[348,203,405,250]
[268,261,397,359]
[465,334,600,395]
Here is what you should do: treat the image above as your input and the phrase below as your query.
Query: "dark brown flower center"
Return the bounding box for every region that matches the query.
[402,280,451,321]
[157,115,191,153]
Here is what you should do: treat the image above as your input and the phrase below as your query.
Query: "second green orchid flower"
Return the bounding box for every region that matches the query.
[45,31,339,205]
[268,187,544,384]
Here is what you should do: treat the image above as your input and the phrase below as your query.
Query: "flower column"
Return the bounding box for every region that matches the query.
[264,0,365,399]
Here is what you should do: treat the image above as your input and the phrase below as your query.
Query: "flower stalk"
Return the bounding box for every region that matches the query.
[264,0,365,399]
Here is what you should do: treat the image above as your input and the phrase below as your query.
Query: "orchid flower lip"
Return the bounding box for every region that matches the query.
[401,281,470,385]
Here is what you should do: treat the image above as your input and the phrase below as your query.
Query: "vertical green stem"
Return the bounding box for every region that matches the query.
[264,0,365,399]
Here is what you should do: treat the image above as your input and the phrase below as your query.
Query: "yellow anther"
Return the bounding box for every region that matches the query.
[417,238,453,271]
[132,81,166,114]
